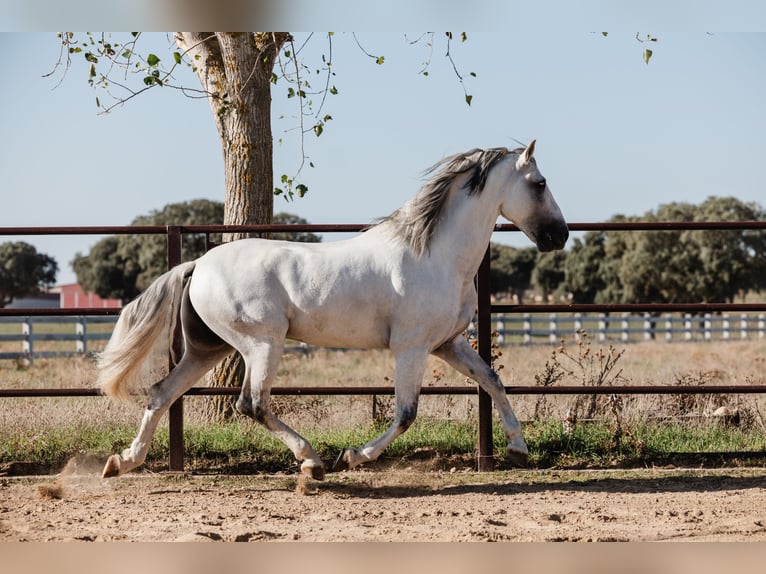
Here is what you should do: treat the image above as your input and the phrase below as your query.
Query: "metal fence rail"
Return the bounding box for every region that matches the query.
[2,221,766,471]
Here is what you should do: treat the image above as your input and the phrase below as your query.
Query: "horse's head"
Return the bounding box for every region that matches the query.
[497,140,569,252]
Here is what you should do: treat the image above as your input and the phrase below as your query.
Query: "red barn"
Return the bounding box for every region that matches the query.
[49,284,122,309]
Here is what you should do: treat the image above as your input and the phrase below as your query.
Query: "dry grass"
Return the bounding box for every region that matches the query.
[2,338,765,434]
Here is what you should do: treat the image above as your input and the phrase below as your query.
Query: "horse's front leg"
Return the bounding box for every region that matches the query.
[334,348,427,471]
[432,335,529,467]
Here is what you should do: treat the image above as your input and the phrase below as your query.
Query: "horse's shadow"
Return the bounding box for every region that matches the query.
[315,472,766,500]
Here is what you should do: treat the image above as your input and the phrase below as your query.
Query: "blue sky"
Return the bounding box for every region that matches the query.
[1,32,765,284]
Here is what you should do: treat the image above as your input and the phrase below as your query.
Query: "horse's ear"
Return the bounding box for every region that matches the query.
[516,139,537,169]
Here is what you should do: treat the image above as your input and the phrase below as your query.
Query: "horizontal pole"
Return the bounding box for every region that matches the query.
[492,303,766,314]
[0,308,121,317]
[4,384,766,398]
[3,221,766,237]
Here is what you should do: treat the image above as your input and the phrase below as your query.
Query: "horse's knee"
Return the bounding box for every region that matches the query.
[235,395,254,419]
[395,405,418,432]
[235,395,271,426]
[252,404,269,426]
[146,381,168,410]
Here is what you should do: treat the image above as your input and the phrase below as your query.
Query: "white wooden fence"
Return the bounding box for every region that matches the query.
[1,312,765,361]
[474,312,766,344]
[0,316,117,360]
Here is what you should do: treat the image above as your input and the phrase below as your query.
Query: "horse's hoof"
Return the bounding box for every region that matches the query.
[301,463,326,481]
[102,454,122,478]
[507,450,529,469]
[332,449,351,472]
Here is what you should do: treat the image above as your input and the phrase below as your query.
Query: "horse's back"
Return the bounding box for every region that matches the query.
[187,235,402,349]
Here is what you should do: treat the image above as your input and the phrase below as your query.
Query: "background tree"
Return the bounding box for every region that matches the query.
[488,243,536,302]
[690,196,766,302]
[73,199,319,302]
[72,236,141,302]
[531,250,567,302]
[0,242,58,308]
[562,199,765,305]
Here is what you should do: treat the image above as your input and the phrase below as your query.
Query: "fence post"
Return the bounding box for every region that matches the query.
[722,313,731,340]
[548,313,558,343]
[21,317,32,357]
[621,313,630,342]
[759,314,765,339]
[741,314,748,340]
[598,313,607,342]
[523,313,531,344]
[684,314,693,341]
[495,318,505,344]
[76,317,86,354]
[167,226,185,472]
[574,313,582,339]
[704,313,712,341]
[476,248,494,471]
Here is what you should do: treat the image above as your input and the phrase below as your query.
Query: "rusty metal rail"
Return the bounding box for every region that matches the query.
[3,221,766,472]
[4,384,766,398]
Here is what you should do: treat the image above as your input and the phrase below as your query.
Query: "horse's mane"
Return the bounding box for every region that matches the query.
[379,147,520,257]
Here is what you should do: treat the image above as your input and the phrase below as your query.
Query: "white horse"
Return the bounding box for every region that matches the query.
[97,140,568,480]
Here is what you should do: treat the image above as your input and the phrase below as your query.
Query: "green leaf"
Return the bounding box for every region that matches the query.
[313,123,323,137]
[375,56,385,65]
[329,85,338,95]
[643,48,653,64]
[601,32,608,37]
[274,187,283,196]
[122,49,132,59]
[465,94,473,106]
[287,87,296,98]
[84,52,98,64]
[173,52,182,65]
[146,53,160,67]
[469,72,477,78]
[461,32,468,42]
[89,63,96,78]
[296,184,308,197]
[95,96,100,108]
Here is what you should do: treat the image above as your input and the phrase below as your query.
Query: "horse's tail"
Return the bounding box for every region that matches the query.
[97,261,197,401]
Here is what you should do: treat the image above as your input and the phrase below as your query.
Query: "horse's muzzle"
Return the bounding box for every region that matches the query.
[535,221,569,252]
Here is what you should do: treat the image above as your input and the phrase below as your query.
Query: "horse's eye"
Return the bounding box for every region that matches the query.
[537,179,547,190]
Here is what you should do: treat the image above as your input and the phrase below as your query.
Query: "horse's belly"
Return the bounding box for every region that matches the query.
[286,310,389,349]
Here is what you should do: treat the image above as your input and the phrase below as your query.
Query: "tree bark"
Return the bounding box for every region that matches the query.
[175,32,290,421]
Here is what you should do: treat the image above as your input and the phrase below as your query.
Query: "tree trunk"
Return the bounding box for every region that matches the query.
[175,32,290,421]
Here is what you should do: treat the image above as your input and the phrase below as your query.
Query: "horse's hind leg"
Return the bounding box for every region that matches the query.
[333,347,428,471]
[236,338,325,480]
[102,347,229,478]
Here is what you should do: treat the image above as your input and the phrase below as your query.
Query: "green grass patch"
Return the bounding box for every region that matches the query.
[2,417,766,474]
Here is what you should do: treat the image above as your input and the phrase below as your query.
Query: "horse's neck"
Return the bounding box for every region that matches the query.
[428,187,500,278]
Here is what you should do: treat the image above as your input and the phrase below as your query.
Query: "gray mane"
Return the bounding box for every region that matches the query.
[379,147,518,257]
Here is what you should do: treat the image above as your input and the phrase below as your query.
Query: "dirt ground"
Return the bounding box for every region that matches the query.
[3,456,766,542]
